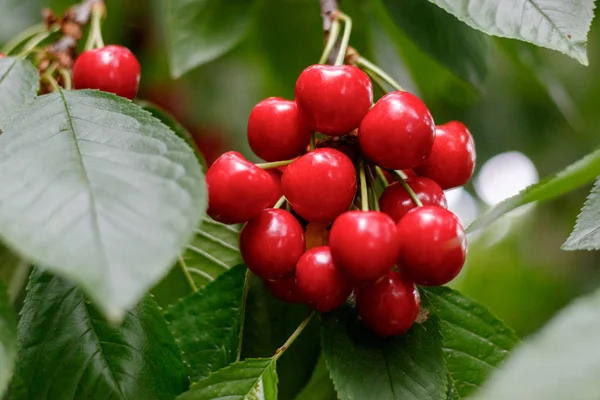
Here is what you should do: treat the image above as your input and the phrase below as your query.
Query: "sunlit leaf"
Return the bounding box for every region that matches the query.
[0,57,38,128]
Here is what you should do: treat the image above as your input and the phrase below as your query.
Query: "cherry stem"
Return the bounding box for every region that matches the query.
[41,73,60,92]
[392,169,423,207]
[59,69,72,90]
[16,25,60,58]
[310,132,316,150]
[334,12,352,66]
[318,19,341,64]
[375,166,389,187]
[85,3,105,50]
[2,23,47,55]
[255,159,295,169]
[273,311,315,361]
[273,196,286,209]
[367,167,380,212]
[359,160,369,212]
[354,56,405,92]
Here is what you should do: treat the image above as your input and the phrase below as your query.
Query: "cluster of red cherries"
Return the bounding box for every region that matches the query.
[206,63,475,337]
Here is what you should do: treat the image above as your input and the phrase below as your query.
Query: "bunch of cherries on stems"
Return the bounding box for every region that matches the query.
[206,14,475,338]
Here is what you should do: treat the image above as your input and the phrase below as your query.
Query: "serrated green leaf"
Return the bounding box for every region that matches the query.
[422,286,519,399]
[562,177,600,250]
[165,264,247,382]
[427,0,595,65]
[0,89,206,321]
[468,147,600,233]
[321,305,447,400]
[166,0,258,78]
[472,287,600,400]
[12,269,188,400]
[0,281,16,398]
[0,57,38,128]
[177,358,278,400]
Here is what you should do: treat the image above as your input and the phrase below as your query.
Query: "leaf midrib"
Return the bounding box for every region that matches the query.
[0,59,17,88]
[525,0,581,51]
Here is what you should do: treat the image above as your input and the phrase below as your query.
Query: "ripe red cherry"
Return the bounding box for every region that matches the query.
[329,211,398,282]
[397,206,467,286]
[266,169,283,207]
[282,148,356,222]
[0,53,5,58]
[295,65,373,136]
[415,121,476,189]
[206,152,278,224]
[359,91,435,169]
[247,97,312,161]
[265,276,306,304]
[73,45,141,100]
[356,271,420,337]
[295,246,352,312]
[379,177,447,223]
[240,208,305,279]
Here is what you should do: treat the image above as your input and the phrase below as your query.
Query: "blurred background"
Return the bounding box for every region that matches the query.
[2,0,599,338]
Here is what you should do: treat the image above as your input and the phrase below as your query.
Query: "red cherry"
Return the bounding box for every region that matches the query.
[206,152,278,224]
[240,208,305,279]
[329,211,398,282]
[295,65,373,136]
[264,276,306,304]
[379,177,447,223]
[415,121,476,189]
[0,53,5,58]
[73,45,141,99]
[247,97,312,162]
[356,271,420,337]
[266,169,283,207]
[295,246,352,312]
[282,148,356,222]
[359,91,435,169]
[397,206,467,286]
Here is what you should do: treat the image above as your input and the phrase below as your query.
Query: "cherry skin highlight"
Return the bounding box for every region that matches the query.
[295,246,352,312]
[396,206,467,286]
[329,211,399,282]
[415,121,476,189]
[282,148,357,222]
[265,276,306,304]
[295,65,373,136]
[247,97,312,162]
[73,45,141,99]
[359,91,435,169]
[379,177,447,223]
[206,152,278,224]
[356,271,420,337]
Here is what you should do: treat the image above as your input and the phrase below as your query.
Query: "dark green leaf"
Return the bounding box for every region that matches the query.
[0,89,206,320]
[177,358,278,400]
[12,270,188,400]
[468,147,600,233]
[422,286,519,398]
[295,353,337,400]
[0,282,16,397]
[472,287,600,400]
[166,0,257,78]
[562,177,600,250]
[165,264,247,382]
[427,0,595,65]
[0,57,38,127]
[321,305,447,400]
[381,0,490,87]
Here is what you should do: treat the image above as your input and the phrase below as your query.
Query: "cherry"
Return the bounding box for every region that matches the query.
[240,208,305,279]
[329,211,398,282]
[359,91,435,169]
[379,177,447,223]
[356,271,420,337]
[247,97,312,162]
[295,246,352,312]
[305,222,330,250]
[265,276,306,304]
[73,45,141,100]
[295,65,373,136]
[206,152,278,224]
[282,148,356,222]
[415,121,476,189]
[0,53,5,58]
[396,206,467,286]
[266,169,283,207]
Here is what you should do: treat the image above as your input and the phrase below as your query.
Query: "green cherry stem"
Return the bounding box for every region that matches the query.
[16,25,60,58]
[85,3,105,50]
[59,68,73,90]
[318,18,341,64]
[310,132,316,150]
[359,159,369,212]
[273,196,287,209]
[392,169,423,207]
[334,12,352,66]
[367,167,380,212]
[354,56,405,92]
[2,23,47,55]
[375,166,389,187]
[255,159,295,169]
[273,311,315,361]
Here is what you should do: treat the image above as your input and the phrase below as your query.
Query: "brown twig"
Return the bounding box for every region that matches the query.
[50,0,104,55]
[319,0,338,32]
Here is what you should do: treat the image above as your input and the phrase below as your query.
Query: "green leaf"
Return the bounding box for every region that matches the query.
[295,354,337,400]
[0,282,16,398]
[321,305,448,400]
[468,147,600,233]
[381,0,490,87]
[472,287,600,400]
[562,177,600,250]
[165,264,247,382]
[0,89,206,321]
[166,0,258,78]
[0,57,38,128]
[12,270,188,400]
[427,0,595,65]
[422,286,519,398]
[177,358,278,400]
